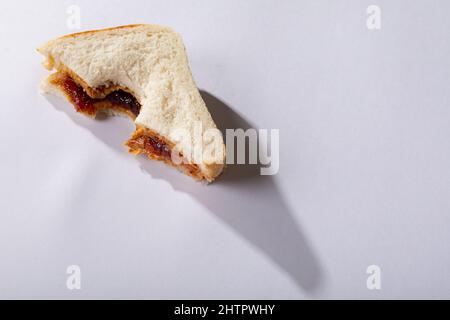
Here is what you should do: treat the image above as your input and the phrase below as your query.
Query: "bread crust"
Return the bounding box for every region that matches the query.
[37,24,170,52]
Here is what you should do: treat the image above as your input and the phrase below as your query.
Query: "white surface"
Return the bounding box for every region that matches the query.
[1,0,450,299]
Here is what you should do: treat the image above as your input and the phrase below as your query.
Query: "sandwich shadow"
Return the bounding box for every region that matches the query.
[44,92,324,293]
[139,91,324,292]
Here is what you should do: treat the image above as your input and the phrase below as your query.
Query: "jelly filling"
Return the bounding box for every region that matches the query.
[61,76,141,117]
[128,134,172,159]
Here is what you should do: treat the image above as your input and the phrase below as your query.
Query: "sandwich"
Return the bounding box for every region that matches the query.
[38,24,225,182]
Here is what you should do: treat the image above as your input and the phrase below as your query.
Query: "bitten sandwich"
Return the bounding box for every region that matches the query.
[38,24,225,182]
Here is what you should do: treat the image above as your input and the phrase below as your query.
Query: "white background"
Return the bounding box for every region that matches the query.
[1,0,449,299]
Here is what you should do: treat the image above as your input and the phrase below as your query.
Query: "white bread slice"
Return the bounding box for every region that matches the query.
[38,24,225,182]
